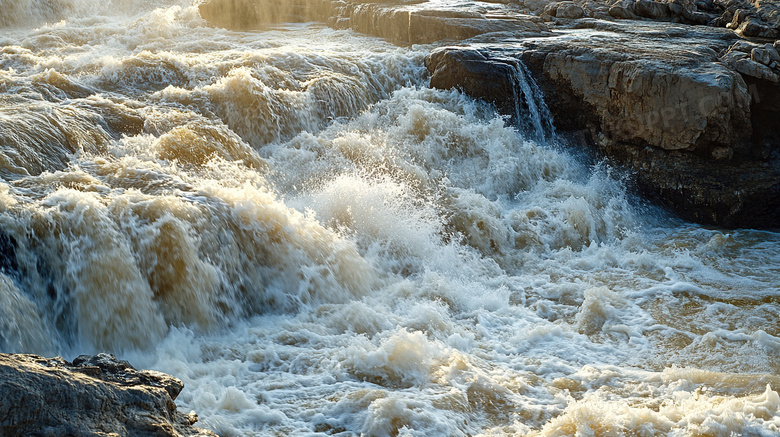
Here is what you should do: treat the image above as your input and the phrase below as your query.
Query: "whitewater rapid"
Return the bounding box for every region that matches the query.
[1,1,779,435]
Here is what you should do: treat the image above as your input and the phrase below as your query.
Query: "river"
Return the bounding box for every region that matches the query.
[1,1,779,435]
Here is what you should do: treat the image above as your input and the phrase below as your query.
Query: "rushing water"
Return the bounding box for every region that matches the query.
[1,1,780,435]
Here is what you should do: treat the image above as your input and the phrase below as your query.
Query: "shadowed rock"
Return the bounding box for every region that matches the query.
[0,353,215,437]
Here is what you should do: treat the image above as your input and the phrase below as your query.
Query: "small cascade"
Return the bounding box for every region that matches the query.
[500,57,555,144]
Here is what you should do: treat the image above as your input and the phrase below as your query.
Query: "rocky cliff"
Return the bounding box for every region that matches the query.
[198,0,780,228]
[0,353,215,437]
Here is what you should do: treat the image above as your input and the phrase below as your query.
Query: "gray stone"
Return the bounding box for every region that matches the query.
[0,353,216,437]
[727,9,752,29]
[634,0,672,19]
[609,5,638,19]
[752,47,773,66]
[557,2,585,19]
[753,46,780,66]
[737,16,780,38]
[735,57,780,81]
[710,12,732,28]
[722,50,749,68]
[729,40,761,53]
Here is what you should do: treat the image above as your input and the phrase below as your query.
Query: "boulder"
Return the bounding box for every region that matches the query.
[634,0,672,20]
[609,5,638,19]
[425,48,518,117]
[728,40,762,54]
[735,58,780,81]
[752,46,780,67]
[770,42,780,63]
[425,48,554,138]
[721,50,749,68]
[667,0,716,24]
[736,16,780,38]
[0,353,215,437]
[556,2,586,19]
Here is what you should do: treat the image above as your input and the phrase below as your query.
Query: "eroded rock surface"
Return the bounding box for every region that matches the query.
[0,353,215,437]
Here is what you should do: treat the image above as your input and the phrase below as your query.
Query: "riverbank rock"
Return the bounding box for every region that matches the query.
[198,0,779,39]
[0,353,215,437]
[426,20,780,227]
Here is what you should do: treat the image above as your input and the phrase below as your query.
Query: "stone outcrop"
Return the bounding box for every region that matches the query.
[518,25,752,155]
[425,22,780,226]
[0,353,215,437]
[721,40,780,82]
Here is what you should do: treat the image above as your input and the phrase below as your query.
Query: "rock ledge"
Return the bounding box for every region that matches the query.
[0,353,215,437]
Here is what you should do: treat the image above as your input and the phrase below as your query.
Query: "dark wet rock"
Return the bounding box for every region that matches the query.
[735,57,779,81]
[598,140,780,227]
[634,0,672,20]
[0,353,215,437]
[425,47,553,139]
[425,48,518,117]
[0,231,18,277]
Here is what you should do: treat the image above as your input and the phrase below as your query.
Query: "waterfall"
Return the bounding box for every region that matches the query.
[499,57,555,144]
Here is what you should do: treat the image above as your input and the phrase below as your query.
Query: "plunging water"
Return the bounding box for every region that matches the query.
[508,58,554,144]
[1,1,779,436]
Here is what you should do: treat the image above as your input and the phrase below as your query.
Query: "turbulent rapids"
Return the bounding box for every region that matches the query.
[1,0,779,435]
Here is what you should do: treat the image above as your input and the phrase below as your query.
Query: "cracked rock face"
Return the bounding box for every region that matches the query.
[0,353,216,437]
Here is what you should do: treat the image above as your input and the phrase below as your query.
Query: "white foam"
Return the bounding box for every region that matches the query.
[0,3,779,436]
